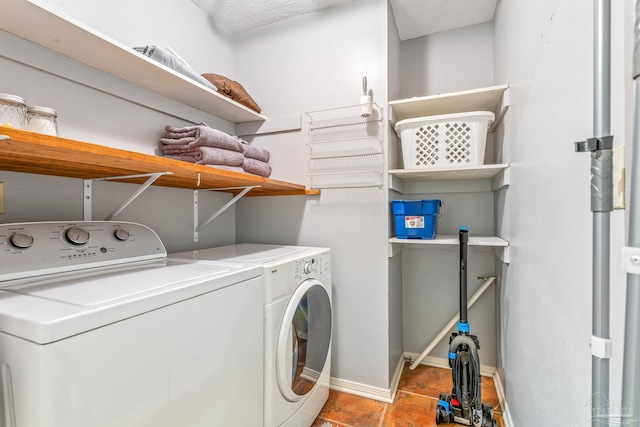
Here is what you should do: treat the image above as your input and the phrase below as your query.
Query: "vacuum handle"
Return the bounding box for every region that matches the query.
[459,227,469,326]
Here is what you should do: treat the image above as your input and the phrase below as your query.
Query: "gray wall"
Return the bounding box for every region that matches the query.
[400,21,494,98]
[493,0,630,425]
[234,0,396,391]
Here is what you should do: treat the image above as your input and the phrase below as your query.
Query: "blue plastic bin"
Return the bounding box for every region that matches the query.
[392,199,442,239]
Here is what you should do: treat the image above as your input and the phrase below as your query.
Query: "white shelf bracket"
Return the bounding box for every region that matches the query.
[388,240,402,258]
[494,245,511,264]
[491,167,510,191]
[388,174,404,194]
[193,185,260,242]
[83,172,172,221]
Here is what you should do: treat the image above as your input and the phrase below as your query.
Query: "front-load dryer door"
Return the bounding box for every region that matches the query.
[276,279,331,402]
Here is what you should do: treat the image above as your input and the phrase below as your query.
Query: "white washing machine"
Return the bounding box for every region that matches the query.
[0,221,265,427]
[170,244,332,427]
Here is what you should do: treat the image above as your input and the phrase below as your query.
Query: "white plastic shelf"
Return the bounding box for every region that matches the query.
[389,84,509,125]
[389,235,508,247]
[307,170,383,189]
[306,103,384,190]
[388,235,510,263]
[306,103,383,132]
[308,138,383,159]
[389,164,508,182]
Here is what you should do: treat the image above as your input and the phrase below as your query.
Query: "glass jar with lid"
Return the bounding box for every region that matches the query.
[26,106,58,136]
[0,93,27,130]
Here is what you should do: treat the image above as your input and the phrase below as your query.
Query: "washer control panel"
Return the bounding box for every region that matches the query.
[0,221,166,281]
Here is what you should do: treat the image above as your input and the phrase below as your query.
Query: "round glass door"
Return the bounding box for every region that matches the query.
[276,279,331,402]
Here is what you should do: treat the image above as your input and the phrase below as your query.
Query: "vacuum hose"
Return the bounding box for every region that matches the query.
[449,334,482,411]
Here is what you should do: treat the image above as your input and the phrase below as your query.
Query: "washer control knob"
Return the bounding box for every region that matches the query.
[303,261,313,274]
[114,228,131,241]
[64,226,90,245]
[10,232,34,249]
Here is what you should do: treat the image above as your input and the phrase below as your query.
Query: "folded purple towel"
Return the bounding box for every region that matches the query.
[242,158,272,178]
[161,125,243,152]
[163,129,198,139]
[195,146,244,166]
[162,146,244,166]
[164,154,197,162]
[241,144,271,163]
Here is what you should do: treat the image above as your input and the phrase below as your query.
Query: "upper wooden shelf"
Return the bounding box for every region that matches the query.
[1,0,265,124]
[0,128,317,197]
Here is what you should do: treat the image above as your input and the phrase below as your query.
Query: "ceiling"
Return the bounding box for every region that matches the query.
[190,0,497,41]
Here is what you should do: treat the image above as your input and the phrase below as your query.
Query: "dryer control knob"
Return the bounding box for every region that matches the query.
[64,226,90,245]
[114,228,131,241]
[304,261,313,274]
[10,232,34,249]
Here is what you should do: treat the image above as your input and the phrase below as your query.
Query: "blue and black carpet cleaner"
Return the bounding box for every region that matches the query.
[435,227,496,427]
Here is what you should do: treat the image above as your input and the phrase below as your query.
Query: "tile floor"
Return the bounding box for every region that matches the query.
[312,363,504,427]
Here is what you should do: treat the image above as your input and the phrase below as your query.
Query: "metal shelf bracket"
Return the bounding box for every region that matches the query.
[193,185,260,241]
[83,172,172,220]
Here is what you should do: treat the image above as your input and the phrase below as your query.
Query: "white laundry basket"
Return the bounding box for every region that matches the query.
[395,111,495,169]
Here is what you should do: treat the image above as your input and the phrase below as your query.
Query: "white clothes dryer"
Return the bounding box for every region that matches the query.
[0,221,265,427]
[170,244,332,427]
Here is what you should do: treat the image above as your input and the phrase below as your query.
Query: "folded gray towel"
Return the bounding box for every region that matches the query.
[241,144,271,163]
[160,148,202,155]
[242,158,272,178]
[134,45,218,92]
[161,125,244,152]
[195,147,244,166]
[162,131,198,139]
[164,154,197,162]
[162,147,244,166]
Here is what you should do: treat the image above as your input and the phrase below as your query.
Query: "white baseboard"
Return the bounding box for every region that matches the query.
[492,371,514,427]
[329,356,405,404]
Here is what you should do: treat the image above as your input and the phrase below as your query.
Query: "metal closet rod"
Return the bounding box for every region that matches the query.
[573,1,613,425]
[590,2,612,426]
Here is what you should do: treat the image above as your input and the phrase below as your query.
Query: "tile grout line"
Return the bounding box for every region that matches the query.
[376,402,389,427]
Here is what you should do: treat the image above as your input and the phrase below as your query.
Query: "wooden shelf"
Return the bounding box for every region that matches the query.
[0,128,317,197]
[389,164,508,182]
[1,0,265,124]
[389,84,509,123]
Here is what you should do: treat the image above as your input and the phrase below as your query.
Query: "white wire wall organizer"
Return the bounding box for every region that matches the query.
[306,103,384,189]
